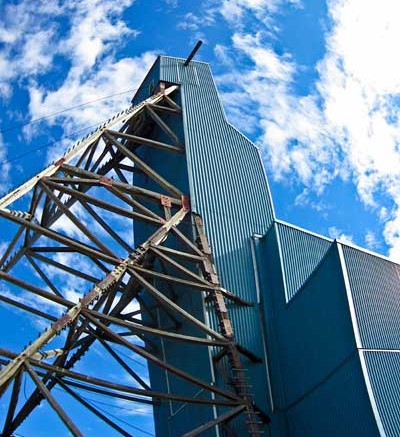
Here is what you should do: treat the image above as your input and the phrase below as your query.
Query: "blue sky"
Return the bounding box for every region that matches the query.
[2,0,400,261]
[1,0,400,433]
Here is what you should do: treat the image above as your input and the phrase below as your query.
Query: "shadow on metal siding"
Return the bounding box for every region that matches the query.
[158,56,275,429]
[273,244,357,405]
[276,221,331,301]
[286,353,379,436]
[343,245,400,349]
[363,350,400,437]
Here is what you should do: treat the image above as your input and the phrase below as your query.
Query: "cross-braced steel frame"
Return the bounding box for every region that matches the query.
[0,84,264,436]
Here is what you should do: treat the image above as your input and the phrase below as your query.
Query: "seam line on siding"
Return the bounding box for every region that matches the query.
[337,242,363,348]
[358,350,387,437]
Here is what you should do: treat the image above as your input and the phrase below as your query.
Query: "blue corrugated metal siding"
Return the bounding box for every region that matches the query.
[273,242,357,405]
[131,60,217,437]
[131,56,275,435]
[276,221,332,301]
[257,230,380,435]
[286,353,379,436]
[158,57,275,418]
[363,350,400,437]
[128,56,400,437]
[343,245,400,349]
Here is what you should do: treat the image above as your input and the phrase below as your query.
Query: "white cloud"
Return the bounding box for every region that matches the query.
[63,0,137,73]
[0,286,62,318]
[365,230,380,250]
[19,0,156,162]
[317,0,400,259]
[177,12,215,31]
[0,1,62,98]
[219,0,301,23]
[216,32,341,193]
[328,226,354,245]
[29,53,156,135]
[0,133,11,194]
[114,398,153,416]
[216,0,400,261]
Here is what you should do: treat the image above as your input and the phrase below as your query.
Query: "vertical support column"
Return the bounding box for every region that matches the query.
[194,215,263,436]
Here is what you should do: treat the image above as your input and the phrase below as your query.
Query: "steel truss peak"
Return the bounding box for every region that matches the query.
[0,84,264,436]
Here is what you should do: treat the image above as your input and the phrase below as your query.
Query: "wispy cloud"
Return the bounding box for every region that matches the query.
[365,230,381,250]
[328,226,354,245]
[0,0,157,164]
[217,0,301,24]
[0,133,11,193]
[215,0,400,261]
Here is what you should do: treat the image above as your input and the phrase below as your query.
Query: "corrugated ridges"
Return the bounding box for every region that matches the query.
[159,56,275,421]
[363,350,400,437]
[286,353,379,436]
[276,222,332,301]
[343,245,400,349]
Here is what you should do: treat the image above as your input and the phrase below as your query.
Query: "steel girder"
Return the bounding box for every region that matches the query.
[0,85,263,436]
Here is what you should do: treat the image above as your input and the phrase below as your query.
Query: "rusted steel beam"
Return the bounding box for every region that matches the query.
[2,370,23,436]
[98,339,151,390]
[57,380,132,437]
[150,246,210,285]
[84,314,239,402]
[0,224,25,268]
[130,265,215,289]
[79,200,133,253]
[103,131,183,197]
[0,207,188,397]
[0,270,74,309]
[25,362,84,437]
[0,86,180,210]
[59,163,182,205]
[40,181,117,258]
[0,349,239,407]
[44,179,163,225]
[171,226,205,256]
[129,269,225,340]
[106,130,184,153]
[106,184,164,221]
[26,254,63,297]
[163,94,182,113]
[88,143,112,174]
[147,103,181,115]
[27,251,101,283]
[56,377,154,405]
[145,105,181,146]
[0,208,121,266]
[154,244,204,262]
[0,293,58,322]
[60,377,237,407]
[0,263,126,392]
[107,129,185,154]
[194,214,265,436]
[83,307,228,347]
[182,405,246,437]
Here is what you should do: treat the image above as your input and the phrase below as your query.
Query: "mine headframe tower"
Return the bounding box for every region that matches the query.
[0,56,271,436]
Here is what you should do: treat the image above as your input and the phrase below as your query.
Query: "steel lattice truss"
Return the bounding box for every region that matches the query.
[0,85,263,436]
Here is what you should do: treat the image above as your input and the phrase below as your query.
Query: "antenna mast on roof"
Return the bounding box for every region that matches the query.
[184,40,203,66]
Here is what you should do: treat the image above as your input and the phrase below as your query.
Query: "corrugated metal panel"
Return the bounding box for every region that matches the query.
[257,233,378,435]
[343,245,400,349]
[130,56,275,435]
[130,59,217,437]
[286,353,379,436]
[276,221,332,301]
[159,57,275,417]
[272,243,357,404]
[363,350,400,437]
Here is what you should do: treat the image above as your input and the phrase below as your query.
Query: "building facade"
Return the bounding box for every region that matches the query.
[132,56,399,436]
